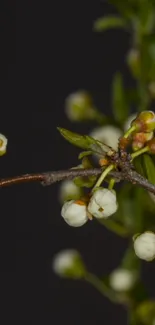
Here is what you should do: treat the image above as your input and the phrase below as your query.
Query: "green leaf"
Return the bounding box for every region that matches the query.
[74,175,97,188]
[58,127,115,156]
[78,151,92,159]
[113,184,145,234]
[93,16,127,32]
[98,218,129,237]
[133,155,146,177]
[143,154,155,185]
[109,0,134,20]
[121,245,140,271]
[112,72,129,124]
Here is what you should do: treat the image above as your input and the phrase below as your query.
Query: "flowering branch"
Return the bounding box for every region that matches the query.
[0,167,155,195]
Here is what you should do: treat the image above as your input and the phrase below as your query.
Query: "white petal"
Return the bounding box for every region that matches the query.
[134,232,155,261]
[109,268,136,291]
[88,188,118,219]
[61,200,88,227]
[90,125,122,151]
[52,249,79,275]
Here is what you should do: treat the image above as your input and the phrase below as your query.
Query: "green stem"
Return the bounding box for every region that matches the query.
[131,146,149,160]
[92,107,114,125]
[124,125,136,139]
[93,164,115,189]
[85,272,119,303]
[108,178,115,190]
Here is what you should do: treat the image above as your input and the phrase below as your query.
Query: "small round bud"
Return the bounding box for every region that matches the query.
[65,91,94,121]
[133,231,155,261]
[87,188,118,219]
[59,180,83,203]
[90,126,122,151]
[136,300,155,325]
[131,111,155,132]
[52,249,86,278]
[132,132,153,151]
[0,134,8,156]
[147,138,155,154]
[109,268,136,292]
[61,199,88,227]
[124,113,137,132]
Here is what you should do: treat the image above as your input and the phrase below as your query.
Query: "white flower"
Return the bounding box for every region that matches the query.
[59,180,82,203]
[87,188,118,219]
[52,249,84,278]
[0,134,8,156]
[124,113,137,131]
[61,199,88,227]
[133,231,155,261]
[65,91,93,121]
[109,268,136,292]
[90,125,122,151]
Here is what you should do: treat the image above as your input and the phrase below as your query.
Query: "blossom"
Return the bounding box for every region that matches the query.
[0,134,8,156]
[133,231,155,261]
[109,268,136,292]
[65,91,94,121]
[90,125,122,151]
[61,199,88,227]
[59,179,83,203]
[87,188,118,219]
[52,249,85,278]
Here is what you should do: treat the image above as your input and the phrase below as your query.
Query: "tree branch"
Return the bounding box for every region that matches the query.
[0,167,155,195]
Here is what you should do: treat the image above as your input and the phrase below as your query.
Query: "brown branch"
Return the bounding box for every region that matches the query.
[0,168,155,195]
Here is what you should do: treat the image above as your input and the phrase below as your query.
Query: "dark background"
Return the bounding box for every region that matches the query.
[0,0,154,323]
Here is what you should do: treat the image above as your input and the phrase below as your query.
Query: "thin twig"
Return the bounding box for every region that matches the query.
[0,168,155,195]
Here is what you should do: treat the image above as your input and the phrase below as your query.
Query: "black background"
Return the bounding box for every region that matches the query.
[0,0,155,323]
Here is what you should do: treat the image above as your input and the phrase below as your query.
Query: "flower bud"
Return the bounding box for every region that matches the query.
[109,268,136,292]
[61,199,88,227]
[90,126,122,151]
[59,180,83,203]
[52,249,86,278]
[65,91,94,121]
[133,231,155,261]
[87,188,118,219]
[131,111,155,133]
[147,138,155,154]
[132,132,153,151]
[136,300,155,325]
[0,134,8,156]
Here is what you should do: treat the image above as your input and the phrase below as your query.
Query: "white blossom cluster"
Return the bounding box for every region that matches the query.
[61,188,118,227]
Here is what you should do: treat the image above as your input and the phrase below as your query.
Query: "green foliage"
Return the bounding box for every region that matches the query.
[57,127,115,157]
[143,154,155,185]
[57,0,155,323]
[93,16,127,32]
[112,72,129,125]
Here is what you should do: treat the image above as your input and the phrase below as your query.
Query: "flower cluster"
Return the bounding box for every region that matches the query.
[123,111,155,152]
[61,188,118,227]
